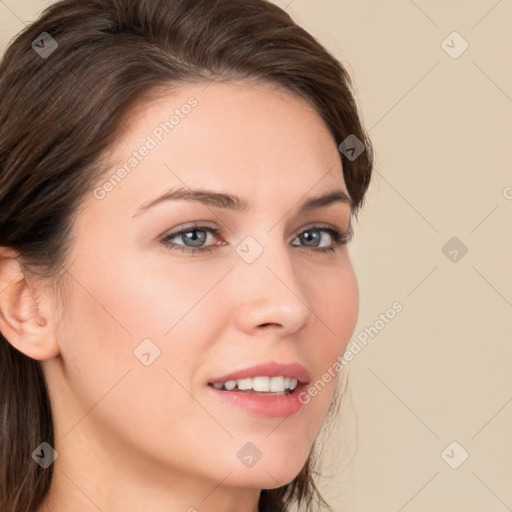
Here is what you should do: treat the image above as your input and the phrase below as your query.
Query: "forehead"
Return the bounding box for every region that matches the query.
[93,80,348,214]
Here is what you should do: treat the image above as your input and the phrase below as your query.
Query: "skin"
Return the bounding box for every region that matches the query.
[0,80,359,512]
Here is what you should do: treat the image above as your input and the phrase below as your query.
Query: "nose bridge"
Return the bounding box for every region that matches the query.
[231,230,312,333]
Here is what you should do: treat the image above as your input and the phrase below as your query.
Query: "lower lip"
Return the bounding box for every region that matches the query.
[206,382,309,418]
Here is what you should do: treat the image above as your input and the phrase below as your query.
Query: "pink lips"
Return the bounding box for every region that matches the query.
[207,361,311,418]
[208,362,311,385]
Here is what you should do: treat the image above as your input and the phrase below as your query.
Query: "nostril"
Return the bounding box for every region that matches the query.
[259,323,280,329]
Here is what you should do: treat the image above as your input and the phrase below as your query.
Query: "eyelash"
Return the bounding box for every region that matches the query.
[160,223,351,255]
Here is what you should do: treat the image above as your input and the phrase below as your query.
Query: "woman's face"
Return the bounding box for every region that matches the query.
[43,80,359,500]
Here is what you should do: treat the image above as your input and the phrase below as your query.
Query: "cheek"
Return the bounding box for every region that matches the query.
[306,253,359,359]
[55,249,230,414]
[94,252,231,341]
[54,263,227,473]
[297,255,358,418]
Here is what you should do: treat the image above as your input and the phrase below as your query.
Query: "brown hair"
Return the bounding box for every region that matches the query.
[0,0,373,511]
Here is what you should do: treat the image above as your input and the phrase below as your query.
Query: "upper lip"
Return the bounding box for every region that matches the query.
[208,362,311,385]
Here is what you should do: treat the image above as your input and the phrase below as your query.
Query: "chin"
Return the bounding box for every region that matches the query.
[230,452,310,489]
[229,469,302,490]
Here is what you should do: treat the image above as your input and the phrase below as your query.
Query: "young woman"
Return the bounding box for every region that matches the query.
[0,1,373,511]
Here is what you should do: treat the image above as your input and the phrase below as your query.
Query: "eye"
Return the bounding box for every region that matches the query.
[160,223,223,254]
[291,226,350,253]
[160,223,351,255]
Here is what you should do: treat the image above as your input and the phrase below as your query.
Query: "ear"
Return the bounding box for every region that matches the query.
[0,247,60,360]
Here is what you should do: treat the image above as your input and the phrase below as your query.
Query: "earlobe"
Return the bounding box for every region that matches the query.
[0,247,60,360]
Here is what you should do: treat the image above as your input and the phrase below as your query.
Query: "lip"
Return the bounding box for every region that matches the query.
[207,380,309,418]
[208,362,311,385]
[206,361,311,418]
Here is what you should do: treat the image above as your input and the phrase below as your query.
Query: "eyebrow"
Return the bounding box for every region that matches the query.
[132,186,352,217]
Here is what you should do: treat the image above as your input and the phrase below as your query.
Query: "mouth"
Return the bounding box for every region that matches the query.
[207,361,310,394]
[206,379,309,418]
[206,362,311,418]
[207,376,299,396]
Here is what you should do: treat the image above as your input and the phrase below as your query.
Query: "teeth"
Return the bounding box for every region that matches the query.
[211,376,299,393]
[224,380,237,391]
[270,376,284,392]
[253,376,270,392]
[237,378,252,391]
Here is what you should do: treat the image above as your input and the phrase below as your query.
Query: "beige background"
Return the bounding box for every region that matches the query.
[1,1,511,511]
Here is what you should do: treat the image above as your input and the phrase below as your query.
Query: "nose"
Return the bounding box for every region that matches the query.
[231,236,314,337]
